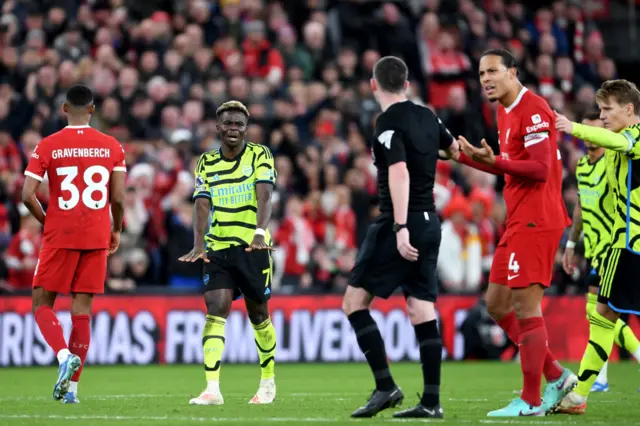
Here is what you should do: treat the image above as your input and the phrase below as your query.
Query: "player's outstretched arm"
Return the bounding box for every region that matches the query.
[21,176,46,225]
[556,111,632,153]
[563,199,583,275]
[179,198,211,262]
[109,168,126,255]
[246,182,275,252]
[456,136,504,176]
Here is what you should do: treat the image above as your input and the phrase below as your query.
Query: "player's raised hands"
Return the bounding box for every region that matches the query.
[179,246,210,263]
[554,110,573,134]
[245,234,275,252]
[396,228,419,262]
[458,136,496,166]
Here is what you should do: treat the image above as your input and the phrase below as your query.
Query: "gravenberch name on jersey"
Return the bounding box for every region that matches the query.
[35,148,112,160]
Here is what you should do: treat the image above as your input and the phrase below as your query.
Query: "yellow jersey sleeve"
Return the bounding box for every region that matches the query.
[193,154,211,200]
[623,125,640,160]
[255,145,277,185]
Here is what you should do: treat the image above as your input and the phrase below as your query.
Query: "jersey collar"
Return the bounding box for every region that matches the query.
[65,125,91,129]
[504,87,528,114]
[220,142,247,161]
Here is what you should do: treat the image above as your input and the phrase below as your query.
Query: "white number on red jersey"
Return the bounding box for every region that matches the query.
[508,252,520,274]
[57,165,110,210]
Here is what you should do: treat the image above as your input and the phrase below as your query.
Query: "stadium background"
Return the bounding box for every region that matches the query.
[1,0,640,367]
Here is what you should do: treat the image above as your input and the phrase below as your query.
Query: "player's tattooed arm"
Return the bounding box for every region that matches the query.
[246,182,274,252]
[21,176,46,225]
[179,198,211,263]
[563,198,583,275]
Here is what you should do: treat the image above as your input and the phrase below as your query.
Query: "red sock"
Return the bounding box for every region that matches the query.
[542,348,563,382]
[34,306,68,354]
[69,314,91,382]
[497,311,562,381]
[496,310,520,344]
[518,317,547,407]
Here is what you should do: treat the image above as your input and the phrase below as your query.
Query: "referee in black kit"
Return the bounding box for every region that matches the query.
[342,56,459,419]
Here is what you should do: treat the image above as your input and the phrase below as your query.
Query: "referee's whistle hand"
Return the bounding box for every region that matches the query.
[396,228,419,262]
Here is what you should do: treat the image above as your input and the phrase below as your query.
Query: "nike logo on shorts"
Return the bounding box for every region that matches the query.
[508,274,520,280]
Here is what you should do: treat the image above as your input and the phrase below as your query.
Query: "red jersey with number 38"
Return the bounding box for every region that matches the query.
[497,88,570,234]
[25,125,126,250]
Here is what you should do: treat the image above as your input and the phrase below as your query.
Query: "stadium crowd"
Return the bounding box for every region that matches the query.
[0,0,613,295]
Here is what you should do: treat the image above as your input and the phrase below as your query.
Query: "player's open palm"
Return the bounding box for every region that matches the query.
[179,246,210,263]
[396,228,419,262]
[554,110,573,134]
[245,235,274,252]
[108,231,120,256]
[562,246,576,275]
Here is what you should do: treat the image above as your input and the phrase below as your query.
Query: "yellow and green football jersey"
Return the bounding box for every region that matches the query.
[576,152,614,266]
[193,142,277,251]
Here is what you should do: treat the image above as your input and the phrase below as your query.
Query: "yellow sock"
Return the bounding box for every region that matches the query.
[575,310,615,398]
[614,318,640,361]
[203,315,226,382]
[253,317,276,379]
[585,292,597,320]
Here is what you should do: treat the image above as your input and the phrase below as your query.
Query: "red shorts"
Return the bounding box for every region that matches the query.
[489,229,563,289]
[32,247,107,294]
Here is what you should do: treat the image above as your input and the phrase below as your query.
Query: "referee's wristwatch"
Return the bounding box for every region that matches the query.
[392,223,407,233]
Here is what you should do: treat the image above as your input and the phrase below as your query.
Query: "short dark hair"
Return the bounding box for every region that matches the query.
[216,100,250,119]
[373,56,408,94]
[596,79,640,115]
[481,48,517,70]
[65,85,94,108]
[582,110,602,121]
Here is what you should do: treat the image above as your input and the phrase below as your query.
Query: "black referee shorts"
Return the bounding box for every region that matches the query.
[349,211,441,302]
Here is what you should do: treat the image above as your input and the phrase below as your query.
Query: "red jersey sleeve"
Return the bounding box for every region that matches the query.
[24,141,50,182]
[113,140,126,172]
[520,109,553,151]
[493,106,552,182]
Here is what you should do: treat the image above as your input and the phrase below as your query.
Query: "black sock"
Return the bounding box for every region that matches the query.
[348,309,395,391]
[414,319,442,407]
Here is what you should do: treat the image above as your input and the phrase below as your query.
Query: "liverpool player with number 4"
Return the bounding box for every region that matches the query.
[456,49,576,416]
[22,85,126,403]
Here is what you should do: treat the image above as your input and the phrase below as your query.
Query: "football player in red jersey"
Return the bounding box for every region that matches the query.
[454,49,576,416]
[21,85,126,404]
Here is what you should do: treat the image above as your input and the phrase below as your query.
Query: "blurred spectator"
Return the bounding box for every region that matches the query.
[0,0,612,296]
[438,196,483,293]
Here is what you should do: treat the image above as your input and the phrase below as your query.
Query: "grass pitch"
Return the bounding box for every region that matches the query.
[0,362,638,425]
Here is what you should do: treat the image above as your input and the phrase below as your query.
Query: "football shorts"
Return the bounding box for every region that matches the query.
[349,211,441,302]
[203,246,273,303]
[32,247,108,294]
[598,248,640,315]
[489,229,563,289]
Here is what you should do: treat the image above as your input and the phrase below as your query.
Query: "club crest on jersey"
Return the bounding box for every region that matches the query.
[203,274,210,285]
[243,165,253,177]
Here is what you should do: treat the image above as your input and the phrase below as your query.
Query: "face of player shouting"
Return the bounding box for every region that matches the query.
[217,110,248,156]
[478,55,518,104]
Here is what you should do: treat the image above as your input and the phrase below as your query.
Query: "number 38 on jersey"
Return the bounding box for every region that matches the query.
[24,126,127,250]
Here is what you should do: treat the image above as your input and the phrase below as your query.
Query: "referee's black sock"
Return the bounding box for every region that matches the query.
[348,309,395,391]
[414,319,442,407]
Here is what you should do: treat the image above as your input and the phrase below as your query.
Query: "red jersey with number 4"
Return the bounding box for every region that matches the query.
[25,125,126,250]
[497,88,570,234]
